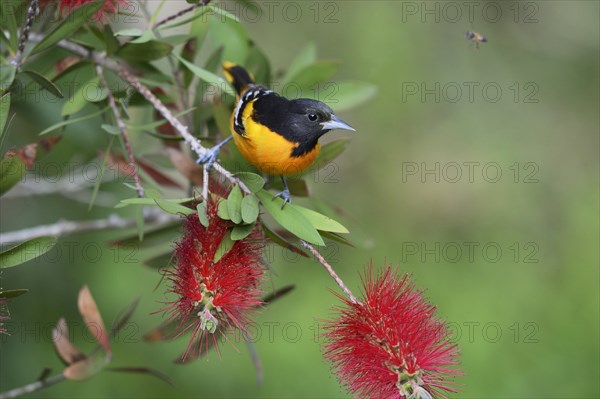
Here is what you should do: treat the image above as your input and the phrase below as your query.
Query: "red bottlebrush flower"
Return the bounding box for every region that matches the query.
[41,0,128,22]
[163,199,265,359]
[323,263,460,399]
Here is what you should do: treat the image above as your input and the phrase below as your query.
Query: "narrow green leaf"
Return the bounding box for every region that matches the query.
[135,206,144,241]
[129,30,155,44]
[0,93,11,136]
[208,14,248,65]
[283,43,316,85]
[241,194,259,224]
[107,367,174,387]
[217,199,230,220]
[102,25,119,55]
[22,70,64,98]
[154,199,195,216]
[256,190,324,246]
[0,155,26,196]
[101,124,121,135]
[117,40,173,62]
[143,252,173,270]
[89,136,114,210]
[293,206,349,234]
[174,53,234,96]
[213,233,234,263]
[324,80,378,112]
[286,61,340,91]
[113,28,144,37]
[38,107,109,136]
[117,196,195,207]
[62,76,100,116]
[31,2,104,55]
[196,202,209,227]
[0,1,18,50]
[294,138,352,177]
[0,289,29,299]
[231,222,254,241]
[0,64,16,95]
[261,222,308,258]
[0,236,58,268]
[227,185,243,224]
[235,172,265,193]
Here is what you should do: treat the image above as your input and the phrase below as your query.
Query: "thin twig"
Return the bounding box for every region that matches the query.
[0,208,177,245]
[96,65,145,198]
[152,0,212,30]
[202,166,209,200]
[300,241,360,305]
[0,373,65,399]
[27,34,250,194]
[11,0,39,68]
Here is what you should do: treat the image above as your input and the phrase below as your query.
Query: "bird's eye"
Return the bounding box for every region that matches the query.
[307,113,318,122]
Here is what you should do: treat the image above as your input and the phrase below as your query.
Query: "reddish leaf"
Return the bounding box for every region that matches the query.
[102,151,183,189]
[52,317,86,365]
[77,286,110,353]
[3,136,62,169]
[63,354,110,381]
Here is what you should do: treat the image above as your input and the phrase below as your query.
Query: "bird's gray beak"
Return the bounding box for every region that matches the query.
[322,115,355,131]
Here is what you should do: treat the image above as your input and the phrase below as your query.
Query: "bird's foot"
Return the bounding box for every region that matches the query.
[196,137,232,170]
[273,189,292,209]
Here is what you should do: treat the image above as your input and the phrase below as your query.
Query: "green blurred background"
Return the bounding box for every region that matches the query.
[1,1,599,398]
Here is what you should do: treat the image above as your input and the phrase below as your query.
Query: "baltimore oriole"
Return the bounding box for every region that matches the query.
[198,62,355,207]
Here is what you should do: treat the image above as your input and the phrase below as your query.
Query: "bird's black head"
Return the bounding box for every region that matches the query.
[288,98,354,135]
[252,96,355,157]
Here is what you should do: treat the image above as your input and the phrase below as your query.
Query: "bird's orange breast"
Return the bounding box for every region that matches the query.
[230,102,320,176]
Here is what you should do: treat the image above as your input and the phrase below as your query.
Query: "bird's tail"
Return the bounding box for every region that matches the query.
[222,61,254,95]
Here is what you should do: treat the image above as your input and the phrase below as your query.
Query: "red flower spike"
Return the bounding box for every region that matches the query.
[323,263,460,399]
[162,200,265,360]
[41,0,128,22]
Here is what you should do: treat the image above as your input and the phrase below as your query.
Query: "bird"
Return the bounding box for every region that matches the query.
[198,61,355,208]
[465,31,488,49]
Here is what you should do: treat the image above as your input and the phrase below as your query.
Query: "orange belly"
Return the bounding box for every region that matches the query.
[231,112,320,176]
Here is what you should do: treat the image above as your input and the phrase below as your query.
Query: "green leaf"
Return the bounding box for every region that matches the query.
[0,93,10,137]
[154,199,195,216]
[217,199,230,220]
[286,61,340,91]
[227,185,243,224]
[101,124,121,135]
[213,233,234,263]
[160,34,194,47]
[208,14,248,65]
[261,222,308,258]
[300,138,352,177]
[117,196,195,207]
[196,202,209,227]
[114,28,145,37]
[62,76,100,116]
[0,289,29,299]
[0,154,26,196]
[117,40,173,62]
[102,25,120,55]
[0,236,58,268]
[0,1,18,51]
[324,80,378,112]
[235,172,265,193]
[283,43,316,85]
[174,54,234,96]
[231,223,254,241]
[241,194,259,224]
[129,31,155,44]
[22,70,64,98]
[31,2,104,55]
[0,64,16,95]
[38,107,109,136]
[292,205,349,234]
[89,136,114,210]
[256,190,324,246]
[143,252,173,269]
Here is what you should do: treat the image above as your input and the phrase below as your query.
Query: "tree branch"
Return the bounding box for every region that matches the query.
[300,241,360,305]
[0,373,66,399]
[11,0,39,69]
[0,209,177,245]
[96,65,145,198]
[152,0,212,30]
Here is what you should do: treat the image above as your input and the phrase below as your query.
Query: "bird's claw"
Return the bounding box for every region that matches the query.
[196,148,220,170]
[273,189,292,209]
